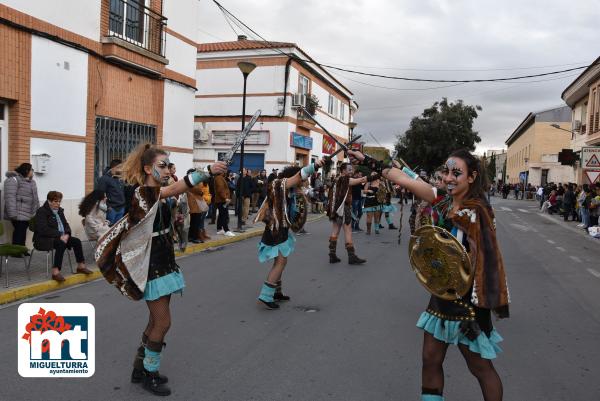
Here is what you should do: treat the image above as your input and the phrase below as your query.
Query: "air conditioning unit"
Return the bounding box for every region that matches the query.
[573,120,582,131]
[291,93,306,108]
[193,123,210,142]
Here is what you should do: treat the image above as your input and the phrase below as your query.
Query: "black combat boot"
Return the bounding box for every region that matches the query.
[131,335,168,384]
[142,341,171,396]
[273,280,290,301]
[346,243,366,265]
[329,238,341,263]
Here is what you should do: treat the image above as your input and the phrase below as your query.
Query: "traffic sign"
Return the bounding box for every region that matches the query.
[582,146,600,168]
[585,170,600,184]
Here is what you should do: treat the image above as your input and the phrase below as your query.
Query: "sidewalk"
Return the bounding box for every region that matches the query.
[0,211,326,305]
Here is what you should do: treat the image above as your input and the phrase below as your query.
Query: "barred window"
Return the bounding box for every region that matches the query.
[94,116,156,184]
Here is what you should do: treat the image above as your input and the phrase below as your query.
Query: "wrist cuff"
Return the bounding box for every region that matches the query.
[301,163,316,180]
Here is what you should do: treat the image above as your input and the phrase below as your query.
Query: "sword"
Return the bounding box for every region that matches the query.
[223,109,262,166]
[326,134,362,160]
[298,106,350,154]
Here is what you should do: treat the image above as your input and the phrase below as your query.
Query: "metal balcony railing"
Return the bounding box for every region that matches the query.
[107,0,166,57]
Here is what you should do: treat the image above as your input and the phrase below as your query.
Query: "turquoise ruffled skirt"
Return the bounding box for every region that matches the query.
[143,270,186,301]
[416,311,503,360]
[381,204,398,213]
[257,233,296,263]
[363,205,381,212]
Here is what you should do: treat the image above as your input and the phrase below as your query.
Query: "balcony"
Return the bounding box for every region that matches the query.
[105,0,167,59]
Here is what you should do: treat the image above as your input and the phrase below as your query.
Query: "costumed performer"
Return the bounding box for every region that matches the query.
[349,148,509,401]
[95,144,227,396]
[255,158,326,309]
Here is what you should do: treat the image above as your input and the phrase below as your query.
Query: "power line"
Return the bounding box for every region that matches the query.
[211,0,595,84]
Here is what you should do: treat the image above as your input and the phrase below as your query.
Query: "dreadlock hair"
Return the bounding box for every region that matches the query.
[78,190,106,217]
[448,148,488,201]
[281,166,301,179]
[120,143,168,186]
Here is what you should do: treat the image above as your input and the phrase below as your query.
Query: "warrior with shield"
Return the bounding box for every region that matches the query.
[254,159,327,309]
[327,162,379,264]
[349,149,509,401]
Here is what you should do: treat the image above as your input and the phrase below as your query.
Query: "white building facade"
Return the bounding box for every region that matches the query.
[194,37,357,172]
[0,0,200,238]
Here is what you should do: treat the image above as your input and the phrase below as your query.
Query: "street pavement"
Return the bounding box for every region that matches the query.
[0,197,599,401]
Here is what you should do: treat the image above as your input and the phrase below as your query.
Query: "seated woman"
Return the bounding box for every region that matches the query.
[79,190,111,242]
[34,191,92,282]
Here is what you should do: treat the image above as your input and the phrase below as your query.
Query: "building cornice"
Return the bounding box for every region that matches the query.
[561,57,600,107]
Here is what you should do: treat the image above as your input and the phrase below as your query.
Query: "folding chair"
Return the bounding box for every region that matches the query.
[0,222,31,287]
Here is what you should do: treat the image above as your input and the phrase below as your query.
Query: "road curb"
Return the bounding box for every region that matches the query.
[0,214,326,306]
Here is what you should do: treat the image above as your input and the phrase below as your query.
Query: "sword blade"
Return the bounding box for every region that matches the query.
[224,109,262,165]
[298,106,348,152]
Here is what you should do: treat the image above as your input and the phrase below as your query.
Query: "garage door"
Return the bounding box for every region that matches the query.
[228,153,265,174]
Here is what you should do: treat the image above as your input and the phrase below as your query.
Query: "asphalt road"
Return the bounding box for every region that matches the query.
[0,196,599,401]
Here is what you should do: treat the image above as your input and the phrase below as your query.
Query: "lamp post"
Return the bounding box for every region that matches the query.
[550,123,578,140]
[235,61,256,232]
[348,121,357,142]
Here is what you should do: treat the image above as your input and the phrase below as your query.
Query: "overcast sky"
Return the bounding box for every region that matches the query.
[197,0,600,153]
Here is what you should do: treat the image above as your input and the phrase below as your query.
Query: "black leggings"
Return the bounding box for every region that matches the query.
[11,220,29,246]
[216,202,229,231]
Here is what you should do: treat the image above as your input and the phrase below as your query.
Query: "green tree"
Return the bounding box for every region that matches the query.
[394,98,482,173]
[486,153,496,182]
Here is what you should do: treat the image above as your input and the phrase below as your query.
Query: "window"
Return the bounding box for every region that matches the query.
[110,0,146,44]
[299,75,309,96]
[582,102,588,134]
[327,94,339,117]
[340,103,345,121]
[94,116,156,184]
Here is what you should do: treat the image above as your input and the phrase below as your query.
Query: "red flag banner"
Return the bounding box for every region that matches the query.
[322,135,336,154]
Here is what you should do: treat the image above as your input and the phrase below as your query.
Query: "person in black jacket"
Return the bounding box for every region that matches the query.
[33,191,91,282]
[240,168,256,224]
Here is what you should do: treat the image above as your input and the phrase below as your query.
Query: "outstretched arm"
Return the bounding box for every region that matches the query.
[160,161,228,199]
[347,150,436,203]
[286,158,327,188]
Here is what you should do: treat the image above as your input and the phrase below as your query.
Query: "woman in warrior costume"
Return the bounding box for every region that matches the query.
[349,149,509,401]
[379,178,398,230]
[255,159,326,309]
[327,163,377,264]
[96,144,227,396]
[362,176,382,234]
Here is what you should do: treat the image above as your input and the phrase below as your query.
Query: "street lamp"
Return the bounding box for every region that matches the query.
[348,121,357,141]
[550,123,578,140]
[235,61,256,232]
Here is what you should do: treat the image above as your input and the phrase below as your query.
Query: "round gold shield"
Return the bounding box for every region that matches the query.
[408,225,473,300]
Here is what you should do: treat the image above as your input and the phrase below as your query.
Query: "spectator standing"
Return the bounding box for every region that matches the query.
[168,163,178,181]
[214,172,234,236]
[514,183,520,199]
[34,191,91,282]
[256,169,268,210]
[186,168,210,244]
[562,184,576,221]
[78,190,110,241]
[4,162,39,246]
[590,185,600,227]
[96,159,125,225]
[240,168,255,224]
[578,185,591,229]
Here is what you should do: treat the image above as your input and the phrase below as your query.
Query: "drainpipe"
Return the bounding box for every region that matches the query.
[281,57,293,118]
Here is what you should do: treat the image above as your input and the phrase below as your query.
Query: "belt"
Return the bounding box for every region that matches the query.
[151,228,170,237]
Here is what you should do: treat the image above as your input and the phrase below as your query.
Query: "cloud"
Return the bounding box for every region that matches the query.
[197,0,599,151]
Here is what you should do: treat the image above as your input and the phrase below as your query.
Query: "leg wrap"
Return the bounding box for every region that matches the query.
[345,243,355,255]
[385,214,393,225]
[143,340,164,372]
[133,333,148,370]
[258,282,276,303]
[420,395,444,401]
[328,237,338,254]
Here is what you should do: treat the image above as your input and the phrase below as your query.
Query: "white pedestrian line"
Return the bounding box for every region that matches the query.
[546,239,556,244]
[555,246,566,252]
[530,228,539,232]
[500,206,512,212]
[569,256,582,263]
[509,223,531,232]
[587,268,600,279]
[517,209,529,213]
